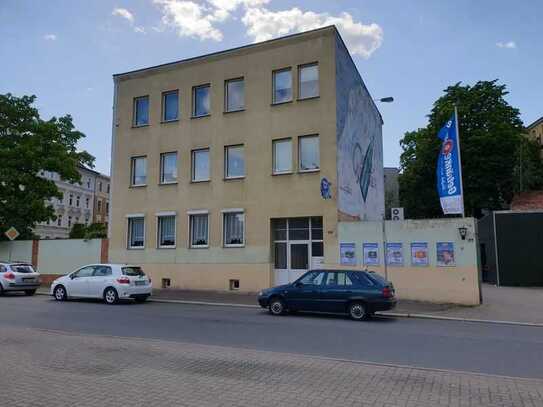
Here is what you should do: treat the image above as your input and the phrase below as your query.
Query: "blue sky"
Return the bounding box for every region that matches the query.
[1,0,541,175]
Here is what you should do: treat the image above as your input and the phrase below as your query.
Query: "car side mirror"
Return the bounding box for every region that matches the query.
[70,274,76,279]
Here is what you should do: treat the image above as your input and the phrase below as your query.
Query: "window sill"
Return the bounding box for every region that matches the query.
[191,179,211,184]
[224,244,245,248]
[297,95,320,102]
[128,246,145,250]
[190,245,209,249]
[298,168,320,174]
[132,124,150,129]
[224,176,245,181]
[271,100,293,106]
[191,114,211,120]
[158,245,176,249]
[272,171,293,176]
[159,181,178,186]
[161,119,179,124]
[223,108,245,114]
[129,184,147,188]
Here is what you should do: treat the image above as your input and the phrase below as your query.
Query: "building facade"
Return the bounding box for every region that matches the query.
[93,173,110,226]
[526,116,543,158]
[34,167,110,239]
[110,26,384,292]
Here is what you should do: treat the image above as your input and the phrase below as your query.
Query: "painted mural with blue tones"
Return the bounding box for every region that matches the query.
[335,35,384,221]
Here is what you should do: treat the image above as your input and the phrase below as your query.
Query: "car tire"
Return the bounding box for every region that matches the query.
[269,297,286,316]
[24,289,36,296]
[349,301,368,321]
[53,285,67,301]
[134,295,148,303]
[103,287,119,305]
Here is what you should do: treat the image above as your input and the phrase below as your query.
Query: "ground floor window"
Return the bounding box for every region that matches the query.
[224,211,245,247]
[190,213,209,248]
[157,215,176,248]
[128,217,145,249]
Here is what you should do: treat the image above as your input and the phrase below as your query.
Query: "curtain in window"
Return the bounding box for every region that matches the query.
[159,216,175,246]
[224,213,244,245]
[191,214,208,246]
[130,218,144,247]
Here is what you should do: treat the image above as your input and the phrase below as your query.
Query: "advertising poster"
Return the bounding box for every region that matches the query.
[436,242,455,266]
[411,242,429,266]
[340,243,357,266]
[363,243,380,266]
[386,243,403,266]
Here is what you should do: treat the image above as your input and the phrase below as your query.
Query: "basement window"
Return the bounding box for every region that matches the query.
[162,278,171,289]
[229,279,240,290]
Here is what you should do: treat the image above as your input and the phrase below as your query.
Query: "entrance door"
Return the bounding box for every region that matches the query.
[289,242,309,283]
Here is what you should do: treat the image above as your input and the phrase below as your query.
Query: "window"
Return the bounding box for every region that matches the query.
[225,78,244,112]
[107,184,110,193]
[299,271,325,285]
[99,182,102,192]
[192,84,210,117]
[87,179,91,188]
[272,68,292,104]
[299,135,320,171]
[324,272,353,286]
[160,152,178,184]
[131,156,147,186]
[128,217,145,249]
[85,197,89,208]
[57,215,62,226]
[162,90,179,122]
[93,266,112,277]
[273,138,292,174]
[106,202,109,213]
[191,149,210,182]
[97,200,102,211]
[190,213,209,248]
[157,215,176,248]
[133,96,149,126]
[223,211,245,247]
[73,266,95,278]
[76,195,80,207]
[68,216,72,227]
[298,63,319,99]
[225,145,245,179]
[69,194,73,206]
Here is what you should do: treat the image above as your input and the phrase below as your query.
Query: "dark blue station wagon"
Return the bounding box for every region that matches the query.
[258,270,396,320]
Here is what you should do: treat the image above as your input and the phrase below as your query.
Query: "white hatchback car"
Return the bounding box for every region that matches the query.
[50,264,152,304]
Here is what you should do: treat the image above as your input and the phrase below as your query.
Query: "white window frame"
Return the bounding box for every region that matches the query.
[188,210,210,249]
[224,77,245,113]
[130,156,147,186]
[298,62,319,100]
[133,95,149,127]
[272,67,293,105]
[298,135,320,173]
[192,84,211,118]
[162,89,179,122]
[156,212,176,249]
[191,148,210,182]
[272,138,293,175]
[126,214,145,250]
[221,208,245,248]
[160,152,178,184]
[224,144,245,179]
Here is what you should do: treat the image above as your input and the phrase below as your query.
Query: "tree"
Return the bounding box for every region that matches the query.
[69,223,87,239]
[69,223,107,240]
[399,80,543,218]
[0,94,94,239]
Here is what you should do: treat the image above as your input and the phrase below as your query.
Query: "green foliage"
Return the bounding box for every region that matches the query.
[399,80,543,218]
[69,223,87,239]
[0,93,94,239]
[69,222,107,240]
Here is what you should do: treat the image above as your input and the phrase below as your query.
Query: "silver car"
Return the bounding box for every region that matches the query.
[0,262,41,295]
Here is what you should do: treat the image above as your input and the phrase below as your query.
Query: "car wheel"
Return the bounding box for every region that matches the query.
[54,285,67,301]
[349,302,368,321]
[134,295,148,303]
[103,287,119,305]
[269,297,286,316]
[24,289,36,296]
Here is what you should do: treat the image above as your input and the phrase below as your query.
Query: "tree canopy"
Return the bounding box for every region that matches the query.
[0,93,94,239]
[399,80,543,218]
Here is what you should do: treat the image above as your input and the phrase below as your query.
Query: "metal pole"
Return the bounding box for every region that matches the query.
[454,105,466,218]
[382,215,388,280]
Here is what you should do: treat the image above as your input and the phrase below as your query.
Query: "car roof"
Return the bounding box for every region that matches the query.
[310,269,370,274]
[0,261,33,266]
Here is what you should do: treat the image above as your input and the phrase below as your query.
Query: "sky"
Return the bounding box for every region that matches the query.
[1,0,542,175]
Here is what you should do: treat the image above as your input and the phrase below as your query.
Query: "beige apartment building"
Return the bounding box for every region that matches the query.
[109,26,384,292]
[526,116,543,158]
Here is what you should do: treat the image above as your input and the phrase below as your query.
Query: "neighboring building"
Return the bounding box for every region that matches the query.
[109,26,384,292]
[526,116,543,158]
[384,167,400,219]
[34,167,110,239]
[93,172,110,226]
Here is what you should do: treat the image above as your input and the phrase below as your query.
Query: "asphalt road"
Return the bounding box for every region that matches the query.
[2,294,542,379]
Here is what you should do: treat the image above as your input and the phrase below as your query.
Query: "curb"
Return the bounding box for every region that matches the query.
[36,291,543,327]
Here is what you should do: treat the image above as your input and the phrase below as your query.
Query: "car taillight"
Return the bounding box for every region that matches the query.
[148,278,151,284]
[117,277,130,284]
[382,287,394,298]
[4,272,15,280]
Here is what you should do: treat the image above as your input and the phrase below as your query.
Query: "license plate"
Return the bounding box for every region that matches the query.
[23,278,35,282]
[135,280,146,286]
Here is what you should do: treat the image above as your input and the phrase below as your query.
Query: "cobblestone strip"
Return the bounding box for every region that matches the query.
[1,326,542,407]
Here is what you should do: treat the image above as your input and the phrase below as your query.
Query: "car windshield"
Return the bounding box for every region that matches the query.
[122,266,145,277]
[11,264,35,273]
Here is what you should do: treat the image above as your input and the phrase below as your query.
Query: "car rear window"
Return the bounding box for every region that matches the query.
[11,264,35,273]
[366,272,387,286]
[122,266,145,276]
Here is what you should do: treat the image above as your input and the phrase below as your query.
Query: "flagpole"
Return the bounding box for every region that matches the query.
[454,104,466,218]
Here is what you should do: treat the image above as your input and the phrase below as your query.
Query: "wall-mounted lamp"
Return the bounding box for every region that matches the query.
[458,226,468,240]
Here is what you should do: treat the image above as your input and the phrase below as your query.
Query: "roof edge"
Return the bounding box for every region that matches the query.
[526,116,543,129]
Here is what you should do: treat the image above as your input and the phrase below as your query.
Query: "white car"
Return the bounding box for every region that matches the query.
[50,264,152,304]
[0,262,41,295]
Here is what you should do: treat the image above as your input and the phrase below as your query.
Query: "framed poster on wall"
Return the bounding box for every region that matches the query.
[411,242,429,266]
[363,243,379,266]
[340,243,357,266]
[436,242,455,266]
[386,242,403,266]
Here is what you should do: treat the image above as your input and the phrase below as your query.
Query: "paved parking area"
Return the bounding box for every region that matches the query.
[2,325,542,407]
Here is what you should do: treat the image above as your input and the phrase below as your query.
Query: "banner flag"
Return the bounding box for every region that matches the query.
[436,111,464,215]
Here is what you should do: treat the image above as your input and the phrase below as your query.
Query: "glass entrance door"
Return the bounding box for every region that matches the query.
[289,242,309,282]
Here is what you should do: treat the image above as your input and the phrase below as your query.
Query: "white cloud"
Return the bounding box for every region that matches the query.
[134,26,146,34]
[152,1,383,57]
[112,7,135,23]
[496,41,516,49]
[43,34,57,41]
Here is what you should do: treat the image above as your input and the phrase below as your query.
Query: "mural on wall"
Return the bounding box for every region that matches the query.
[336,36,384,221]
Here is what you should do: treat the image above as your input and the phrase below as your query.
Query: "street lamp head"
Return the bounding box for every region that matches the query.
[378,97,394,103]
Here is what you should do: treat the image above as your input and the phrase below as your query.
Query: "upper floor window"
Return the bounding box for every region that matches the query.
[192,84,210,117]
[76,196,80,207]
[97,200,102,211]
[225,145,245,179]
[87,178,91,188]
[57,215,62,226]
[133,96,149,127]
[299,63,319,99]
[273,138,292,174]
[299,135,320,172]
[272,68,292,104]
[225,78,244,112]
[130,156,147,186]
[107,184,110,193]
[69,194,73,206]
[157,215,176,248]
[86,197,89,208]
[160,152,178,184]
[127,216,145,249]
[162,90,179,122]
[192,149,210,182]
[99,182,102,192]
